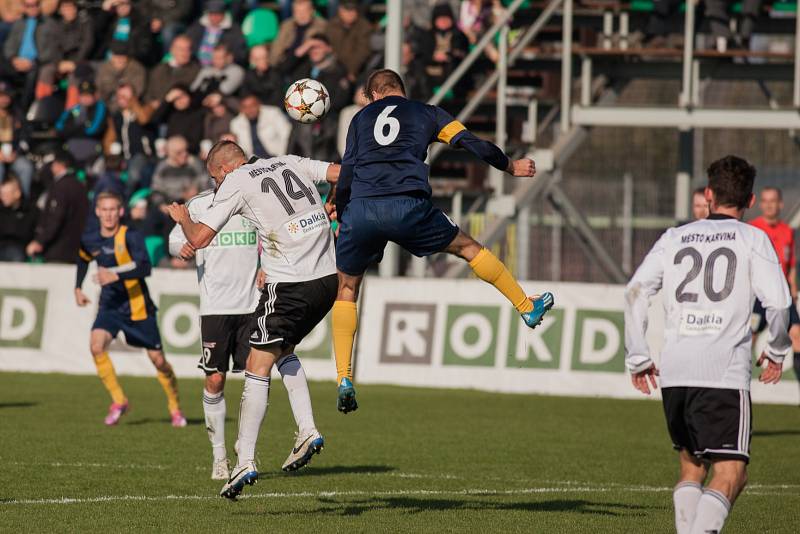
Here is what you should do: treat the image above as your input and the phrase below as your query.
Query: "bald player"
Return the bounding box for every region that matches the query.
[167,141,339,500]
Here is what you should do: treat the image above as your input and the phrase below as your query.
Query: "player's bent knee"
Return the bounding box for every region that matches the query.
[205,372,225,393]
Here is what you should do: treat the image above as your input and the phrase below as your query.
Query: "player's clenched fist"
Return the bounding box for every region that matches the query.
[509,158,536,177]
[167,202,190,224]
[74,288,90,307]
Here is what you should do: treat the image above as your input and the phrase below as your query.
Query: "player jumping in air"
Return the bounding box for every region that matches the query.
[75,191,186,427]
[331,69,554,413]
[167,142,340,500]
[169,191,327,479]
[625,156,791,534]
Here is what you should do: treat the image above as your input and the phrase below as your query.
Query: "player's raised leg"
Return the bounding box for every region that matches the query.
[146,349,186,427]
[673,450,708,534]
[444,230,554,328]
[690,459,747,534]
[221,347,278,500]
[89,329,129,425]
[203,372,229,479]
[277,352,324,471]
[332,272,363,414]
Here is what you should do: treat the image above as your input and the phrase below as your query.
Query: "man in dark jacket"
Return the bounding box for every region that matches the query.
[36,0,95,101]
[2,0,59,110]
[148,83,205,153]
[186,0,247,66]
[142,0,193,50]
[94,0,156,66]
[424,3,469,97]
[326,0,373,80]
[0,173,38,262]
[240,44,284,108]
[105,83,156,195]
[145,34,200,106]
[26,151,89,263]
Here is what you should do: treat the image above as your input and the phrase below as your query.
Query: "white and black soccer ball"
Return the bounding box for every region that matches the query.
[284,78,331,124]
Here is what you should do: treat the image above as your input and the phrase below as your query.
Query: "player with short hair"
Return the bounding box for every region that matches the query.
[331,68,554,413]
[625,155,791,534]
[749,186,800,396]
[75,191,186,427]
[167,141,340,499]
[169,190,327,479]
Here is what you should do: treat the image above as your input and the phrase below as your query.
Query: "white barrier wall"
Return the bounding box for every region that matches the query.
[0,264,797,404]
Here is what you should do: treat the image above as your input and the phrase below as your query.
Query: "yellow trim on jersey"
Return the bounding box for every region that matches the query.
[437,120,467,144]
[114,226,147,321]
[78,248,92,262]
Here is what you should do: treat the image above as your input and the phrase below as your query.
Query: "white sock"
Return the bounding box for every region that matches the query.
[277,354,316,435]
[689,489,730,534]
[673,481,703,534]
[202,389,227,462]
[236,372,270,465]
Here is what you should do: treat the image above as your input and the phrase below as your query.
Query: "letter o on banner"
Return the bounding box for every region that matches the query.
[449,312,492,360]
[162,302,201,349]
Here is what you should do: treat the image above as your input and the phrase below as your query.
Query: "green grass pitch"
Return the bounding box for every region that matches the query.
[1,372,798,533]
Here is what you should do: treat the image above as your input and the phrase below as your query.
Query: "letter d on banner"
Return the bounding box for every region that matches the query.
[571,310,625,372]
[0,289,47,348]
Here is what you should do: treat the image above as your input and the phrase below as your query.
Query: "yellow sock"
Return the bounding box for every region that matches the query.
[468,248,533,313]
[332,300,358,384]
[157,367,180,414]
[93,352,126,405]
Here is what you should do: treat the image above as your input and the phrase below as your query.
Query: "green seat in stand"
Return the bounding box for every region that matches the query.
[243,8,280,48]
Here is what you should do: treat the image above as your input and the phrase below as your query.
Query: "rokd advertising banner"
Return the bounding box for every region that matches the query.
[354,278,799,405]
[0,263,335,381]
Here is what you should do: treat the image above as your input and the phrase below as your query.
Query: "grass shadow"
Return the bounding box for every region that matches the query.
[0,402,38,409]
[234,496,653,518]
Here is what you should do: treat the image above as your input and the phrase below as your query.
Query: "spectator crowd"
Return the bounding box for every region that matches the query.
[0,0,504,266]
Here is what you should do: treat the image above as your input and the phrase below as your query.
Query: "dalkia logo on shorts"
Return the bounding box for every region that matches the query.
[285,209,329,241]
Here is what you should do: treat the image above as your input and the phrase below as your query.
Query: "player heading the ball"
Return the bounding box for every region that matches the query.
[331,69,555,414]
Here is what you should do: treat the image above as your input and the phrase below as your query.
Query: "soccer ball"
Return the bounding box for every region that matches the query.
[284,78,331,123]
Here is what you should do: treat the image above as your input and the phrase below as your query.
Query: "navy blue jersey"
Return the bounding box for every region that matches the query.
[338,96,509,208]
[76,225,156,320]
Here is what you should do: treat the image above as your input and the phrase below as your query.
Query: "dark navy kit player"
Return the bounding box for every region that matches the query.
[75,191,185,427]
[330,69,555,413]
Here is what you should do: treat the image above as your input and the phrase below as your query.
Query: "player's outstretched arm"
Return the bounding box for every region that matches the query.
[167,202,218,249]
[75,248,91,306]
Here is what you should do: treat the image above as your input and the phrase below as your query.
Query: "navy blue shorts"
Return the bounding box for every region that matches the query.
[336,195,460,276]
[92,309,163,351]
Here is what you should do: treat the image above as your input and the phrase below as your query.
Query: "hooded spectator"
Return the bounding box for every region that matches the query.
[230,94,291,158]
[149,83,205,153]
[326,0,373,79]
[186,0,247,67]
[145,34,200,105]
[424,3,469,96]
[27,150,89,263]
[0,173,38,262]
[241,44,284,108]
[55,80,108,167]
[95,0,156,66]
[271,0,327,66]
[150,135,210,203]
[95,40,147,112]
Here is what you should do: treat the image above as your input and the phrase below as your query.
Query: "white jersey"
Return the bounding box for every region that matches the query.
[169,190,260,316]
[198,155,336,284]
[625,215,791,390]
